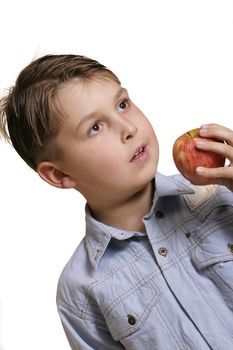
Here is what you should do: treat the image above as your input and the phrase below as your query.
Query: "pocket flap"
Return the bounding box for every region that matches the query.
[104,277,160,341]
[191,232,233,269]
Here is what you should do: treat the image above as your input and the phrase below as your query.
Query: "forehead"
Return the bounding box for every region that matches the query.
[58,76,121,106]
[56,77,123,122]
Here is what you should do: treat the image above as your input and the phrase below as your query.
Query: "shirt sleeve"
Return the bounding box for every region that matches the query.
[57,301,125,350]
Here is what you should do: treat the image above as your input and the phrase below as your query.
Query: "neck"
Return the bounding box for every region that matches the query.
[89,181,154,233]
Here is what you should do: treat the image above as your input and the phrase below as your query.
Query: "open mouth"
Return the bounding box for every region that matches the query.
[130,145,147,162]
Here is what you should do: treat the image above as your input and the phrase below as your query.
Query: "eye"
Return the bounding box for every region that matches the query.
[89,122,103,136]
[118,98,129,111]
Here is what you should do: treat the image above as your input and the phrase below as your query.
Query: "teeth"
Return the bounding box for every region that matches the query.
[134,147,144,157]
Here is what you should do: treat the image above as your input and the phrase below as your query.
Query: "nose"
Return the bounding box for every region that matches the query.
[120,119,137,143]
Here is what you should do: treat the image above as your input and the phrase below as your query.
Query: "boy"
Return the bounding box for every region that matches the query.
[0,54,233,350]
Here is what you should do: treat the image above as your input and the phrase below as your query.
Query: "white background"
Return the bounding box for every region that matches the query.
[0,0,233,349]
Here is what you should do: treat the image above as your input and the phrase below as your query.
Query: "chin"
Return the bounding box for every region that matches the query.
[139,163,157,190]
[148,156,158,178]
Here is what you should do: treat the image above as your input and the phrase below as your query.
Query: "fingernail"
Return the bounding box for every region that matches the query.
[199,125,208,136]
[196,167,205,174]
[195,140,205,147]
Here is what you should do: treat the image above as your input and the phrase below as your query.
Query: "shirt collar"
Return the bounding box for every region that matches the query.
[85,173,194,268]
[144,172,194,219]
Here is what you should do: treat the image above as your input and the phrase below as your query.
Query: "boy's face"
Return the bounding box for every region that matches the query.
[54,77,159,205]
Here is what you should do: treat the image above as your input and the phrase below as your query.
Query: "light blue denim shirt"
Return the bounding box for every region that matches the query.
[57,173,233,349]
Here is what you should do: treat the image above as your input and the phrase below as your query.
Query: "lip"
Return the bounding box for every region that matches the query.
[130,144,148,163]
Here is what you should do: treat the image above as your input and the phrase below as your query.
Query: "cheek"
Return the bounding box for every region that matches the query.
[136,111,154,132]
[80,145,121,173]
[142,118,157,141]
[142,118,159,156]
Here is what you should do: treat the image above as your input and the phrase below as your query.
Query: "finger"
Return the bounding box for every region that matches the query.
[196,165,233,189]
[195,139,233,162]
[199,124,233,146]
[196,165,233,180]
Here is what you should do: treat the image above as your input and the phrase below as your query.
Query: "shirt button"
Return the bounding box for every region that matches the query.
[156,210,164,219]
[186,232,191,238]
[228,244,233,253]
[158,247,168,256]
[127,314,136,326]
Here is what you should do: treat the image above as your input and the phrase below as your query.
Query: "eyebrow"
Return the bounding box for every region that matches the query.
[75,86,128,132]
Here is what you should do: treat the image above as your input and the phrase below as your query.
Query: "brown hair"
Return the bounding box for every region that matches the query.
[0,54,120,170]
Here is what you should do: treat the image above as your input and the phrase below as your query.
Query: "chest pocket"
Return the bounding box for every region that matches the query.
[102,275,160,341]
[190,208,233,302]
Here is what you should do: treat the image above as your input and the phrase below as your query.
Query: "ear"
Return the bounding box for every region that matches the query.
[37,161,77,189]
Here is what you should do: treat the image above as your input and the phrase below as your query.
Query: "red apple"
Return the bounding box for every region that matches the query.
[172,128,225,185]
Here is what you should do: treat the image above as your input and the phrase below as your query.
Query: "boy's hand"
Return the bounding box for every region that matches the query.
[195,124,233,191]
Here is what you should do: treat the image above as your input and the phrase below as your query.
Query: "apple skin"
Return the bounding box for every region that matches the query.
[173,128,225,185]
